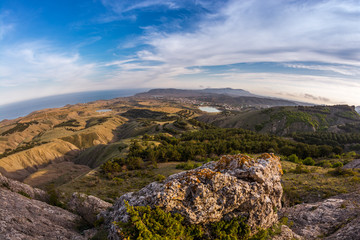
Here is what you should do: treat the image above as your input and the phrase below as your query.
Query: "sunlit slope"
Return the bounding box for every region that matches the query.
[0,139,78,181]
[197,105,360,135]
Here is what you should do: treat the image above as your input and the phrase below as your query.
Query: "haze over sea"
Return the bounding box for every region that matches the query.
[0,89,147,121]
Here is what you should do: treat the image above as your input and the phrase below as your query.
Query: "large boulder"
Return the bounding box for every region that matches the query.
[104,153,283,239]
[280,190,360,240]
[0,188,85,240]
[68,192,112,224]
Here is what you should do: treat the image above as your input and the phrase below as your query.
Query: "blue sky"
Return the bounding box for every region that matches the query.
[0,0,359,105]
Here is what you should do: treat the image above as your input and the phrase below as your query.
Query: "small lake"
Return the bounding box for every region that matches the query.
[199,106,221,113]
[96,109,112,113]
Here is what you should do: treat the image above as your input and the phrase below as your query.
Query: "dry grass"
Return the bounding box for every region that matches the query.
[23,161,90,188]
[281,161,360,206]
[58,162,185,203]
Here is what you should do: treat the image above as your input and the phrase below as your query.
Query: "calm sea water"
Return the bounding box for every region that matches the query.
[0,89,148,121]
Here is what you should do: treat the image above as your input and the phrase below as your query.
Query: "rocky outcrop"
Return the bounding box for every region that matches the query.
[0,188,85,240]
[104,153,283,239]
[68,192,112,224]
[0,172,48,202]
[343,159,360,169]
[280,190,360,240]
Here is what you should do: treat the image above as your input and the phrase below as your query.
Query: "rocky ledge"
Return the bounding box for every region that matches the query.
[104,153,284,239]
[0,187,85,240]
[0,172,48,202]
[281,190,360,240]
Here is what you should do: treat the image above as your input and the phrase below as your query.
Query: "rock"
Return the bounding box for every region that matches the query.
[271,225,302,240]
[104,153,283,239]
[343,159,360,169]
[0,188,85,240]
[280,190,360,240]
[0,172,48,202]
[68,192,112,224]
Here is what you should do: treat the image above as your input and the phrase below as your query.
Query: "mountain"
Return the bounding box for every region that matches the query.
[202,87,258,97]
[136,88,313,108]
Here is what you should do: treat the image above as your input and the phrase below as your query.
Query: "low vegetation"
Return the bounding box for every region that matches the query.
[0,121,39,136]
[281,161,360,206]
[115,201,286,240]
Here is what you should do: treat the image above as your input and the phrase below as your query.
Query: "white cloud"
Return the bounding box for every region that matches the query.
[0,41,101,104]
[284,64,360,76]
[139,0,360,67]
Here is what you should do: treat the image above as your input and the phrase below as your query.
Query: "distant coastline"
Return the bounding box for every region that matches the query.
[0,89,147,121]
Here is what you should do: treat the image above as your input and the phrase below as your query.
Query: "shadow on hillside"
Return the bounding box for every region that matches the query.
[0,149,83,182]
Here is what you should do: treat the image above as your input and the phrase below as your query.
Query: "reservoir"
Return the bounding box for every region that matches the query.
[96,109,112,113]
[199,106,221,113]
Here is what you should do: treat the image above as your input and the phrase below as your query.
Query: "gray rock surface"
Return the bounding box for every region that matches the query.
[343,159,360,169]
[271,225,302,240]
[0,172,48,202]
[104,153,283,239]
[0,188,85,240]
[68,192,112,224]
[280,190,360,240]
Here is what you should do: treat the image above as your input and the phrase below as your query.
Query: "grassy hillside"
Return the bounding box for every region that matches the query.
[197,105,360,136]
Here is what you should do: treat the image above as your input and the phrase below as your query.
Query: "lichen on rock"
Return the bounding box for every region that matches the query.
[103,153,283,239]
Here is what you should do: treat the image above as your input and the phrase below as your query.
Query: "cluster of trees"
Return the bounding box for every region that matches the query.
[1,121,39,136]
[54,119,80,128]
[292,132,360,147]
[126,129,344,164]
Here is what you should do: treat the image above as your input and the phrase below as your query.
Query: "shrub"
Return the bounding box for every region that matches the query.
[115,201,193,239]
[18,191,31,199]
[127,157,144,170]
[288,154,301,163]
[291,164,310,174]
[155,174,166,182]
[211,216,250,240]
[114,202,265,240]
[46,185,65,208]
[176,161,202,170]
[332,162,343,168]
[317,160,332,168]
[112,177,124,185]
[303,157,315,166]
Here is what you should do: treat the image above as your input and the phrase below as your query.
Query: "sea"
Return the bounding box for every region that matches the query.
[0,89,148,121]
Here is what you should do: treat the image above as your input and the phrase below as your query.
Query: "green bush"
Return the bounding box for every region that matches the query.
[317,160,332,168]
[115,201,194,239]
[155,174,166,182]
[303,157,315,166]
[114,202,267,240]
[176,161,202,170]
[287,154,301,163]
[291,164,310,174]
[332,162,343,168]
[211,216,250,240]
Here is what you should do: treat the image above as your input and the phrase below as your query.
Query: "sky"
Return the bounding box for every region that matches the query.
[0,0,359,106]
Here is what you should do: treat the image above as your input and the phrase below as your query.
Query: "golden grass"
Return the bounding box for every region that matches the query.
[23,161,90,188]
